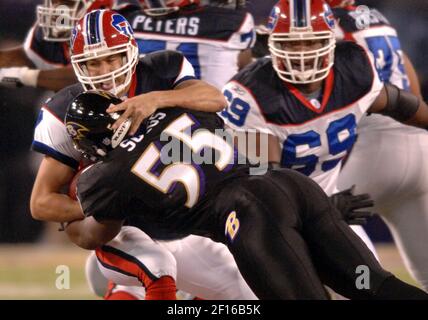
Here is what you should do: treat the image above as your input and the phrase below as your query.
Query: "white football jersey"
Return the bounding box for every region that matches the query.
[220,42,383,195]
[333,6,424,134]
[129,6,255,89]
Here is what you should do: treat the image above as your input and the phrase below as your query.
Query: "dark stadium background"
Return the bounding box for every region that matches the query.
[1,0,427,243]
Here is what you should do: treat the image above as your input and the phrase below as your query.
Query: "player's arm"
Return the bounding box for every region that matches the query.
[255,133,281,164]
[108,79,227,135]
[0,46,34,68]
[1,24,77,91]
[37,66,77,91]
[65,217,122,250]
[30,156,84,223]
[0,64,76,91]
[240,25,270,69]
[237,49,253,70]
[403,52,423,98]
[368,84,428,129]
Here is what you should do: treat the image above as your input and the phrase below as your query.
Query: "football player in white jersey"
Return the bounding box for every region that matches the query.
[220,0,428,283]
[31,9,256,300]
[133,0,254,89]
[327,0,428,291]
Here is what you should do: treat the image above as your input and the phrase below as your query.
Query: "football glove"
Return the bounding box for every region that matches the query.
[330,186,375,225]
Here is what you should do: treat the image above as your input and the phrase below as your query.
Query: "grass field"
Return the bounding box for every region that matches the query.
[0,243,419,300]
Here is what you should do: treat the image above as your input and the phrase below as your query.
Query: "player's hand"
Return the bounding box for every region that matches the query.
[0,67,24,87]
[106,92,159,136]
[0,67,39,88]
[330,186,375,225]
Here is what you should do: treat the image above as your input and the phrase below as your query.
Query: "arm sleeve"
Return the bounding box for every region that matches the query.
[32,106,82,169]
[219,80,274,135]
[226,12,256,50]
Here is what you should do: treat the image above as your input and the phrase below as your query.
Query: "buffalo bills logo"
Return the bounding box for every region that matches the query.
[111,14,134,36]
[323,4,336,30]
[267,6,280,32]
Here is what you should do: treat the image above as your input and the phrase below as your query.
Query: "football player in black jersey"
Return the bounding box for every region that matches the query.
[64,90,428,299]
[30,9,227,300]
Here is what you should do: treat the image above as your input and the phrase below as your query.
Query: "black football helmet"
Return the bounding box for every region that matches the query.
[65,91,131,161]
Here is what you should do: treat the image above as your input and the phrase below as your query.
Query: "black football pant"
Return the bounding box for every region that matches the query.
[213,168,428,299]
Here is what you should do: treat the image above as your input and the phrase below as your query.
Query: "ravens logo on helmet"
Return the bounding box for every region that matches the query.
[65,90,131,161]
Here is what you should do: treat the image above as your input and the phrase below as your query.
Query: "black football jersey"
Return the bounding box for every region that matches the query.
[77,108,246,239]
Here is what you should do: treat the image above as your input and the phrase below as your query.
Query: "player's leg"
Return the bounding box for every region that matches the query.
[85,251,144,300]
[376,132,428,291]
[214,174,330,299]
[381,194,428,291]
[338,129,428,291]
[95,226,177,300]
[349,225,379,260]
[283,170,428,299]
[160,235,258,300]
[85,251,110,298]
[104,283,146,300]
[221,169,428,299]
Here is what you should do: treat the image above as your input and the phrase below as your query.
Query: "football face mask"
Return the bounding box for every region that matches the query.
[70,10,139,96]
[37,0,92,42]
[268,0,336,84]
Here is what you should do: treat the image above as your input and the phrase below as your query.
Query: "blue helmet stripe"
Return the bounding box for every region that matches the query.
[95,10,101,44]
[293,0,309,28]
[85,12,91,45]
[87,11,100,45]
